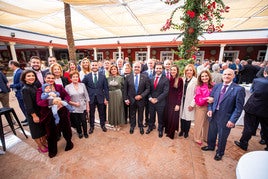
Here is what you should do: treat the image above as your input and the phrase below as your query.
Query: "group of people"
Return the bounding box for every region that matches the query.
[0,55,267,161]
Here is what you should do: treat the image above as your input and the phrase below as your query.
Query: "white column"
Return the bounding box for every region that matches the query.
[118,46,122,59]
[48,46,53,56]
[265,44,268,61]
[93,48,97,61]
[218,44,226,63]
[9,42,17,61]
[147,46,151,60]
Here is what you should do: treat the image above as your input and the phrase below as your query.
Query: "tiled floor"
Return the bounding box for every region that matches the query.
[0,93,266,178]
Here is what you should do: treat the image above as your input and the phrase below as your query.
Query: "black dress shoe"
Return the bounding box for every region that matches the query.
[143,123,148,127]
[22,122,29,126]
[78,133,83,139]
[178,131,184,137]
[101,126,107,132]
[84,134,89,138]
[153,125,156,129]
[259,139,266,145]
[65,141,74,151]
[89,128,94,134]
[146,128,152,134]
[201,146,215,151]
[21,119,28,123]
[140,127,144,135]
[159,131,163,138]
[129,128,134,134]
[214,153,223,161]
[264,147,268,151]
[234,141,247,151]
[184,133,189,138]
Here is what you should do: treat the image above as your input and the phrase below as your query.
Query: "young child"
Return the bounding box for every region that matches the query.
[41,83,74,124]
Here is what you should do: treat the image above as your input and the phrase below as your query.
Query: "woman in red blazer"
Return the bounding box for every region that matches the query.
[36,72,74,158]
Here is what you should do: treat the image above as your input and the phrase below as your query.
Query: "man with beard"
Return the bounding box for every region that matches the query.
[29,56,46,88]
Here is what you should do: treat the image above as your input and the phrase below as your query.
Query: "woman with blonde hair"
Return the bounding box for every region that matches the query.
[79,58,91,81]
[164,65,183,139]
[179,64,197,138]
[50,63,69,87]
[193,70,214,146]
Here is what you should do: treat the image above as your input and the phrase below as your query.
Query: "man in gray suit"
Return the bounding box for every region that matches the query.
[201,69,245,161]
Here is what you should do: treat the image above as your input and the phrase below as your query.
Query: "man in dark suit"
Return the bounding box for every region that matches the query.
[239,59,259,84]
[201,68,245,161]
[42,56,57,75]
[146,62,169,138]
[82,61,109,134]
[234,67,268,151]
[0,71,10,108]
[142,58,155,127]
[8,60,28,125]
[124,61,150,134]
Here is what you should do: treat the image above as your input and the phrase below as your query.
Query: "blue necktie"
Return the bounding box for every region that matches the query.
[135,75,139,93]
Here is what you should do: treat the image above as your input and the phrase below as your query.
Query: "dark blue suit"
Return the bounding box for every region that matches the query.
[82,72,109,128]
[239,77,268,149]
[10,68,28,118]
[207,82,245,156]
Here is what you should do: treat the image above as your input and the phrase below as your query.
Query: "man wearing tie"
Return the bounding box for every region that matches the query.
[83,61,109,134]
[201,68,245,161]
[163,59,172,80]
[124,61,150,134]
[8,60,28,125]
[146,62,169,138]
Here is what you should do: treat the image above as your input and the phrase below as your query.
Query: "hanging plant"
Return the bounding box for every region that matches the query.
[161,0,229,61]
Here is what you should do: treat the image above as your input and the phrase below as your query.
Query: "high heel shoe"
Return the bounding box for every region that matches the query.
[38,147,48,153]
[196,141,203,146]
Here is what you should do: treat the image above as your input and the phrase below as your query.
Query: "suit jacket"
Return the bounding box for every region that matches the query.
[208,82,245,125]
[239,64,259,84]
[0,71,10,93]
[82,72,109,104]
[244,77,268,118]
[149,75,169,107]
[124,73,150,105]
[10,68,24,98]
[142,69,155,80]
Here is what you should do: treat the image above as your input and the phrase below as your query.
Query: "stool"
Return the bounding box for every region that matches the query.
[0,107,28,151]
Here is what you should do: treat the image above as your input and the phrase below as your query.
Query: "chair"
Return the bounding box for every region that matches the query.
[0,107,28,151]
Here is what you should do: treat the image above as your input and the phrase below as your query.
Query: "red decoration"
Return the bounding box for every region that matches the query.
[186,10,196,18]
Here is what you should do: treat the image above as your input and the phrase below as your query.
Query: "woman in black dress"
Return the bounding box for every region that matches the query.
[21,69,47,153]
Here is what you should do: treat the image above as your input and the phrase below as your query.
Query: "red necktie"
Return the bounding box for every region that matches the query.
[154,76,159,89]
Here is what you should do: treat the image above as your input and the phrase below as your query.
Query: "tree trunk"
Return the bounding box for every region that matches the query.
[64,3,76,61]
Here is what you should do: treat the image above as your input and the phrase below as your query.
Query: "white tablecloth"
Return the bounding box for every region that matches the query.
[236,151,268,179]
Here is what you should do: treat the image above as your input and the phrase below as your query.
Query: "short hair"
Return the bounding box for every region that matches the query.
[20,69,37,84]
[212,63,220,72]
[69,71,80,78]
[30,56,41,62]
[9,60,20,67]
[50,63,63,76]
[155,62,163,69]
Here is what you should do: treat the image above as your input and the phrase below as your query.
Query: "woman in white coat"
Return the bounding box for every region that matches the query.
[179,64,197,138]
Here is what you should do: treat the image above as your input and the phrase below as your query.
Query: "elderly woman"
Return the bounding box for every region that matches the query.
[50,63,69,87]
[211,63,222,84]
[65,71,90,138]
[36,72,73,158]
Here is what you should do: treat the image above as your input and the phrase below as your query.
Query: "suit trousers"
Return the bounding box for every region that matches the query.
[149,103,165,131]
[16,95,28,119]
[239,112,258,146]
[90,97,106,128]
[194,105,209,143]
[207,110,231,156]
[0,92,9,107]
[70,112,87,135]
[129,101,144,128]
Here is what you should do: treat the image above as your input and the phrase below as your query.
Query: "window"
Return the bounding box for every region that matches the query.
[113,52,124,60]
[135,51,147,61]
[223,51,239,62]
[97,52,103,61]
[257,50,266,61]
[195,51,205,62]
[160,51,174,61]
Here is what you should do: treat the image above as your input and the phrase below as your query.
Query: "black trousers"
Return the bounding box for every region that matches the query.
[240,112,268,147]
[129,101,145,128]
[180,118,191,134]
[149,103,165,131]
[70,112,87,135]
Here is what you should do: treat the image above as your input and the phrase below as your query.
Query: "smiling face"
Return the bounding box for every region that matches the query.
[170,66,178,78]
[30,58,41,71]
[45,74,55,85]
[25,72,36,85]
[71,73,79,84]
[133,62,141,75]
[222,69,235,84]
[200,71,210,84]
[154,64,163,76]
[110,66,118,76]
[90,61,99,72]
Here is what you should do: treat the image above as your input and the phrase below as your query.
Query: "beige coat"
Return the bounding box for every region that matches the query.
[180,77,197,121]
